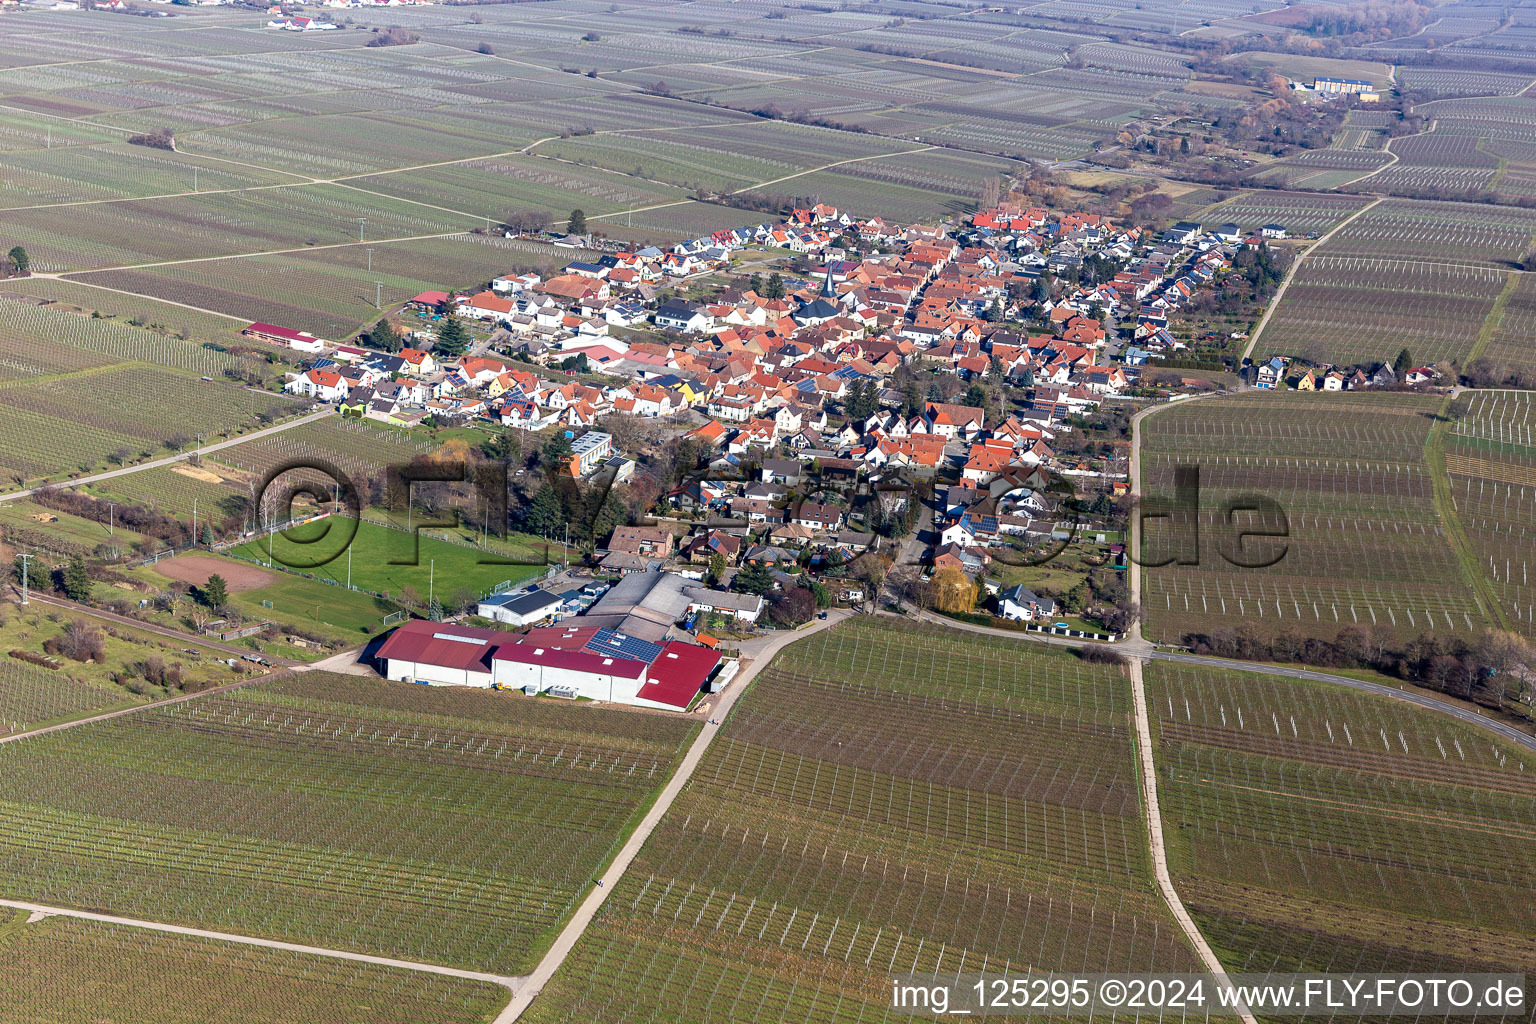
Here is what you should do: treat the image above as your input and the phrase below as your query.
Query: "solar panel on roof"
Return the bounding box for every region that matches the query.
[586,629,664,664]
[433,633,487,645]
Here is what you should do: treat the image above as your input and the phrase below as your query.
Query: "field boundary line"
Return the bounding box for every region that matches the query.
[1127,656,1261,1024]
[1424,390,1512,632]
[1240,196,1383,364]
[0,898,523,991]
[497,610,853,1023]
[0,406,332,503]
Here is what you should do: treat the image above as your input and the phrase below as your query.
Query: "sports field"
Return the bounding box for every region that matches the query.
[0,671,697,973]
[228,518,547,605]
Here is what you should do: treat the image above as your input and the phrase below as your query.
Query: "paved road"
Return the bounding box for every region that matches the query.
[0,898,520,991]
[0,407,332,504]
[496,608,855,1023]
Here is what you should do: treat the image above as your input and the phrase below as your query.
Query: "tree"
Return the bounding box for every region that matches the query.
[845,378,879,421]
[767,585,816,628]
[930,566,977,614]
[732,561,775,596]
[476,41,495,54]
[200,523,216,546]
[748,272,764,295]
[585,487,628,543]
[983,296,1005,322]
[525,483,565,538]
[1393,347,1414,377]
[542,432,573,466]
[481,429,521,465]
[202,573,228,612]
[807,578,832,608]
[963,383,988,409]
[707,551,727,585]
[7,246,28,274]
[367,317,401,353]
[567,209,587,236]
[763,272,785,299]
[435,316,470,358]
[503,210,552,236]
[61,555,92,602]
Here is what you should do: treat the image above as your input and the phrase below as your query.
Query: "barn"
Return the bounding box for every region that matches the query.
[373,620,724,711]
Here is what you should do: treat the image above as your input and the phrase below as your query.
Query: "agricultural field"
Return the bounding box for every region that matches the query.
[72,233,590,341]
[1147,661,1536,977]
[0,658,140,737]
[1191,190,1373,237]
[1140,392,1497,647]
[0,363,302,487]
[1312,199,1536,267]
[0,603,251,716]
[525,618,1205,1024]
[0,278,251,349]
[1257,255,1514,368]
[1444,391,1536,639]
[5,184,479,273]
[0,916,507,1024]
[0,670,697,973]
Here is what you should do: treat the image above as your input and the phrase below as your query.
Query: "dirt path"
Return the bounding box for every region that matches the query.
[1239,197,1383,365]
[0,407,332,504]
[10,590,302,666]
[0,898,522,992]
[496,608,854,1023]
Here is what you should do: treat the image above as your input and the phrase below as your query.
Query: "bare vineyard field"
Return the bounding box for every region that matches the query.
[0,662,140,737]
[0,916,506,1024]
[1147,661,1536,980]
[525,618,1206,1024]
[1313,199,1536,267]
[0,671,696,973]
[72,234,591,340]
[1141,393,1494,646]
[4,184,478,273]
[1258,256,1513,368]
[1193,190,1372,237]
[1445,391,1536,639]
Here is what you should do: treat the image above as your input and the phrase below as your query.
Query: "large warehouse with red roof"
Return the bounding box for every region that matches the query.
[374,619,729,711]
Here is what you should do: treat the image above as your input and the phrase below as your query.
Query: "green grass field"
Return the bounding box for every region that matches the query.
[0,670,697,973]
[229,518,548,605]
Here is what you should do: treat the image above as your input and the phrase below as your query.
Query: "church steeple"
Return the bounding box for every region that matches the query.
[820,267,836,298]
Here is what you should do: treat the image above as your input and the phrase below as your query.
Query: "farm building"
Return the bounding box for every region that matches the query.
[373,619,724,710]
[242,322,327,352]
[477,589,563,626]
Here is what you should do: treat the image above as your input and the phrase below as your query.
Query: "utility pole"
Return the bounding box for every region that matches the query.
[108,502,115,537]
[428,559,435,610]
[366,247,374,272]
[17,553,31,606]
[195,432,204,461]
[192,498,198,545]
[357,218,366,243]
[193,166,198,191]
[375,281,381,309]
[347,545,352,590]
